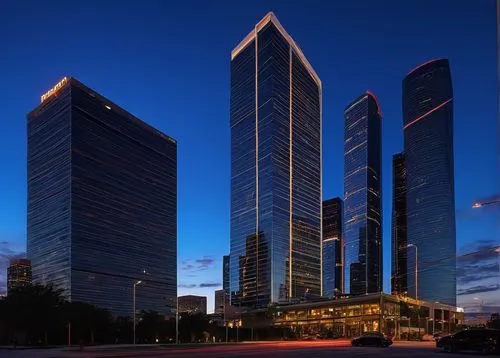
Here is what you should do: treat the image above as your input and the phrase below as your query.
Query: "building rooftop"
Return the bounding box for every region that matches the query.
[231,12,321,89]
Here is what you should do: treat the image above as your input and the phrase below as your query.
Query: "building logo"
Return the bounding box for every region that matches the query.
[41,77,68,103]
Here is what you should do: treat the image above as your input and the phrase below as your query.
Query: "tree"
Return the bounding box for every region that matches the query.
[64,301,113,345]
[3,284,66,345]
[136,310,174,343]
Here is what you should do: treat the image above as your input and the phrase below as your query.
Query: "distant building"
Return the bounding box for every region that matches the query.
[343,92,382,295]
[223,255,230,294]
[322,198,343,297]
[391,153,407,295]
[178,295,207,315]
[215,289,226,314]
[230,12,322,307]
[403,59,456,306]
[7,258,32,295]
[27,77,177,316]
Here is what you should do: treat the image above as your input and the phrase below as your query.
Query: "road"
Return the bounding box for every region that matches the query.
[0,341,488,358]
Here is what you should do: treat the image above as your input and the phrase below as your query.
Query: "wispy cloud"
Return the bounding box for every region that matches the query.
[180,256,216,272]
[178,284,197,289]
[199,282,221,288]
[178,282,221,289]
[195,257,215,270]
[458,284,499,296]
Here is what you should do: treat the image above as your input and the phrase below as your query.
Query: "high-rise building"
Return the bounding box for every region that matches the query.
[343,92,382,296]
[223,255,230,294]
[214,289,226,314]
[7,259,32,295]
[322,198,343,297]
[391,153,407,295]
[230,12,322,307]
[178,295,207,315]
[27,77,177,316]
[403,59,456,306]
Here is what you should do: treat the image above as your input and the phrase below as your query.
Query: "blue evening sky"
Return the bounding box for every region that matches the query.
[1,0,498,313]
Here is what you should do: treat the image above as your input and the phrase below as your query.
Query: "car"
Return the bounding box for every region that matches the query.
[351,332,393,347]
[436,328,500,353]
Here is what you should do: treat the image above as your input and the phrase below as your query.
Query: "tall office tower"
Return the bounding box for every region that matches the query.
[223,255,230,294]
[343,92,382,296]
[7,259,32,295]
[230,12,322,307]
[403,59,456,306]
[391,153,407,295]
[322,198,343,297]
[27,77,177,316]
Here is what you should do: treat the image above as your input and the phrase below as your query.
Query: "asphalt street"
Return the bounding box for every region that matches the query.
[0,341,492,358]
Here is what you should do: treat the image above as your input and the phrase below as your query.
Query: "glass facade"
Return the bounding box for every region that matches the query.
[230,13,321,307]
[391,153,407,295]
[322,198,343,297]
[343,93,382,296]
[223,255,230,293]
[27,78,177,316]
[403,59,456,306]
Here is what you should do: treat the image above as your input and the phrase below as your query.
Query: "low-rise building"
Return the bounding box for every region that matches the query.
[7,259,32,295]
[237,293,464,340]
[178,295,207,315]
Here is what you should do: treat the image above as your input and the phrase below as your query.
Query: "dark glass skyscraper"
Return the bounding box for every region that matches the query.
[322,198,343,297]
[391,153,407,295]
[223,255,230,293]
[403,59,456,306]
[230,12,322,307]
[27,77,177,316]
[343,92,382,296]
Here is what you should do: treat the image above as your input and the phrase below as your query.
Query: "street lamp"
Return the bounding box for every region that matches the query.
[133,280,143,345]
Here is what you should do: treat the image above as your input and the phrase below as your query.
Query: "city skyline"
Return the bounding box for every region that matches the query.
[1,1,498,313]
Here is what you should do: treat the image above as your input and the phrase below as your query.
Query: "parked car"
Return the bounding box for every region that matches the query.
[436,328,500,353]
[351,332,393,347]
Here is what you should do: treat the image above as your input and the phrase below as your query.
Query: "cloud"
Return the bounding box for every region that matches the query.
[458,284,499,296]
[199,283,221,288]
[177,282,221,289]
[180,256,216,272]
[178,284,197,289]
[457,262,499,285]
[195,257,215,270]
[458,240,499,261]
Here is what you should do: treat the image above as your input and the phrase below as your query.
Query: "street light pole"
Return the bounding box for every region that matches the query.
[133,280,142,345]
[176,296,179,345]
[224,292,228,343]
